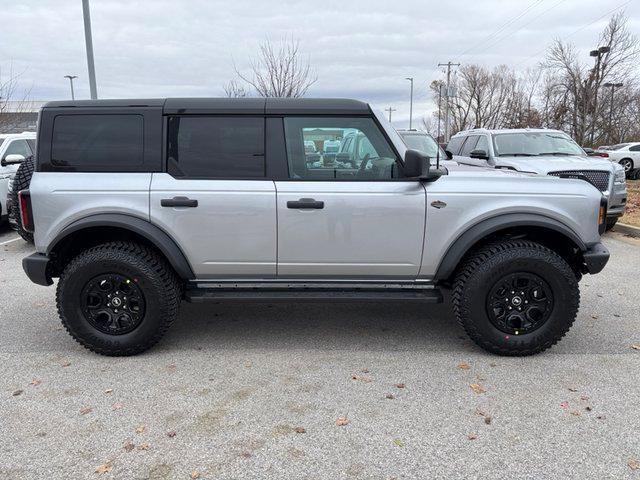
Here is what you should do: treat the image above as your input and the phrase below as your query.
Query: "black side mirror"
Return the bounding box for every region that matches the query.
[469,149,489,160]
[403,149,444,181]
[445,150,453,160]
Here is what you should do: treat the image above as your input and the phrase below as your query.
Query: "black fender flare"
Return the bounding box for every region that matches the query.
[433,213,587,281]
[48,213,195,280]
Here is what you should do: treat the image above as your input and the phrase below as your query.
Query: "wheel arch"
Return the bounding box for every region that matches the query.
[433,213,587,282]
[47,213,195,280]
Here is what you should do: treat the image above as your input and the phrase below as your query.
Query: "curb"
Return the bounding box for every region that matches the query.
[613,222,640,238]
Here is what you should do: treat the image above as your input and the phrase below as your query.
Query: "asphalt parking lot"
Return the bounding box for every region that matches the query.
[1,224,639,479]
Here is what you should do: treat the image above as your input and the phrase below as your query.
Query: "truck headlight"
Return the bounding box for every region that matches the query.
[614,165,626,184]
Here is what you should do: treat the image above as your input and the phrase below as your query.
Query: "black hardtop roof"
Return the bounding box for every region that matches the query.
[43,97,371,115]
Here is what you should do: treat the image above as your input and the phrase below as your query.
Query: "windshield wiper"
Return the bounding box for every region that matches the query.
[497,153,537,157]
[539,152,571,156]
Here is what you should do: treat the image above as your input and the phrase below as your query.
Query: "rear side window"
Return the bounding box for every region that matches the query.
[446,136,465,155]
[167,116,265,178]
[51,114,143,167]
[630,145,640,152]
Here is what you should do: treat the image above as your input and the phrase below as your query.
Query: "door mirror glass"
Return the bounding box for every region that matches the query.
[445,150,453,160]
[469,149,489,160]
[1,154,25,166]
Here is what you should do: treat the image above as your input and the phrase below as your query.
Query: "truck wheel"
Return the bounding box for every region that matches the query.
[56,241,181,356]
[605,217,617,231]
[7,156,35,243]
[452,239,579,356]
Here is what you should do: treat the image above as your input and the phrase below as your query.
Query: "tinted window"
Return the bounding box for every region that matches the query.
[3,139,32,159]
[475,135,489,153]
[446,136,465,155]
[459,136,479,156]
[27,139,36,153]
[167,116,264,178]
[629,144,640,152]
[52,115,143,167]
[284,117,399,180]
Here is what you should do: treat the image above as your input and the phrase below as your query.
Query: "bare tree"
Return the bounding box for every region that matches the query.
[230,37,317,98]
[223,79,249,98]
[0,65,32,132]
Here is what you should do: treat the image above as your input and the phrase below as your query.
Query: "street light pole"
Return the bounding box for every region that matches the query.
[82,0,98,99]
[603,81,623,144]
[405,77,414,130]
[588,46,610,144]
[438,61,460,142]
[64,75,78,100]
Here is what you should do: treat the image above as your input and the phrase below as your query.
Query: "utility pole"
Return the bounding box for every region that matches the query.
[385,107,397,123]
[405,77,414,130]
[82,0,98,99]
[588,46,610,144]
[603,82,623,144]
[64,75,78,100]
[438,62,460,142]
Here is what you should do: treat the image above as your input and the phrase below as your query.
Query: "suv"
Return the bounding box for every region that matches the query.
[447,128,627,230]
[20,98,609,357]
[0,132,36,223]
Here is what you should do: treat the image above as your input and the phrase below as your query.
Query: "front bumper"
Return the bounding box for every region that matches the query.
[22,253,53,286]
[583,242,610,274]
[606,182,627,217]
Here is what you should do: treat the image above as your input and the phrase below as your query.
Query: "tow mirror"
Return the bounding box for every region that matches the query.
[1,154,25,167]
[469,149,489,160]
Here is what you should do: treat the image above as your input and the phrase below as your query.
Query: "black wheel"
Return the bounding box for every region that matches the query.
[7,156,35,243]
[452,239,579,356]
[56,241,181,356]
[620,158,634,176]
[605,217,618,231]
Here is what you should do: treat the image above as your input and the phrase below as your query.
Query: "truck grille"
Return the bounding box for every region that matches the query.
[548,170,610,192]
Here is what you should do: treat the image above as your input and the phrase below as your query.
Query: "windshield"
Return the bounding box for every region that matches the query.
[399,132,445,160]
[493,132,584,157]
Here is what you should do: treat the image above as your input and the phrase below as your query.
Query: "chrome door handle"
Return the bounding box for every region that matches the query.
[287,198,324,209]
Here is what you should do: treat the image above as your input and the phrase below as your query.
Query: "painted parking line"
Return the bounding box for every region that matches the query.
[0,236,21,246]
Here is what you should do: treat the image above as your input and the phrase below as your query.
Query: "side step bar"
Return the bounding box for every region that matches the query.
[185,287,443,303]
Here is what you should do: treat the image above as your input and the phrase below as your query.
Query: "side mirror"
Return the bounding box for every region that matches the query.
[445,150,453,160]
[403,149,444,182]
[1,154,26,167]
[469,149,489,160]
[583,147,594,155]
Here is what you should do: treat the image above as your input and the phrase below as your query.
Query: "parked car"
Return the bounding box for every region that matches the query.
[397,129,454,165]
[20,98,609,357]
[0,132,36,224]
[447,128,627,230]
[595,142,640,176]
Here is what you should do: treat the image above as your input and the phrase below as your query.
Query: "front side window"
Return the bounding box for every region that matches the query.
[167,116,264,178]
[459,136,479,156]
[3,139,32,159]
[52,114,143,167]
[400,133,445,160]
[446,136,465,155]
[492,132,584,157]
[284,117,399,180]
[475,135,489,153]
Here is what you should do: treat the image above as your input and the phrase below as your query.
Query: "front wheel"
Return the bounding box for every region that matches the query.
[605,217,618,231]
[619,158,634,175]
[453,240,579,356]
[56,241,182,356]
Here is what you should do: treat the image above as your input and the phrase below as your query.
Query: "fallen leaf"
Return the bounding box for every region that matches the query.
[484,416,492,425]
[123,440,135,452]
[190,472,200,479]
[580,395,590,401]
[336,416,349,426]
[61,361,71,367]
[351,375,372,383]
[112,402,124,410]
[568,387,578,392]
[166,364,177,373]
[135,425,145,434]
[385,393,395,400]
[104,389,113,394]
[137,442,150,450]
[393,439,404,447]
[166,430,177,438]
[591,315,599,319]
[95,463,112,474]
[597,415,606,420]
[395,383,406,389]
[294,426,306,434]
[467,432,478,440]
[628,459,640,470]
[361,368,370,373]
[12,389,23,397]
[239,452,252,458]
[475,407,487,417]
[470,384,486,394]
[585,406,592,412]
[560,401,569,408]
[457,362,471,370]
[613,314,621,318]
[631,344,640,351]
[30,379,42,387]
[80,407,93,415]
[489,362,497,367]
[570,410,581,416]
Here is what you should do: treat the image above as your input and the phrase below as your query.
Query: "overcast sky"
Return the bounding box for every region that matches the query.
[2,0,638,128]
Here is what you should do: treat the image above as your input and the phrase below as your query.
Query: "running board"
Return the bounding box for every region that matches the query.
[185,287,443,303]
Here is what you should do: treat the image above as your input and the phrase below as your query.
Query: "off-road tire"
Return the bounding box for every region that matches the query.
[7,156,35,243]
[605,217,618,231]
[56,241,181,356]
[452,239,579,356]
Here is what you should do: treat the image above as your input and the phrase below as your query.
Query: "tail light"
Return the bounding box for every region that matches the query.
[595,152,609,158]
[18,190,34,233]
[598,196,608,235]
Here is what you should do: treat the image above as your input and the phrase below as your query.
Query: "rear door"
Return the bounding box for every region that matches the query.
[275,116,426,279]
[150,115,277,279]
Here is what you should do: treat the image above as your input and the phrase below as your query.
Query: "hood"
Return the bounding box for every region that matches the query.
[493,155,614,174]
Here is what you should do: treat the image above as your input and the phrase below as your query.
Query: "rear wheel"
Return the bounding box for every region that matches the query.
[619,158,634,176]
[56,241,181,356]
[453,239,579,356]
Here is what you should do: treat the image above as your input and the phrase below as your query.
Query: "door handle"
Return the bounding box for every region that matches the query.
[287,198,324,209]
[161,196,198,208]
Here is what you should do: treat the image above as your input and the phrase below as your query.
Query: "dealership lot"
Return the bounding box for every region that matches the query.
[1,225,639,479]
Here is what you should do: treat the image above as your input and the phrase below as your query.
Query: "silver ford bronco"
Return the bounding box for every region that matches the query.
[19,98,610,356]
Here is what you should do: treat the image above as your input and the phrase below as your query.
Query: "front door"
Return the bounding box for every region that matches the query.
[150,116,277,279]
[276,116,426,279]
